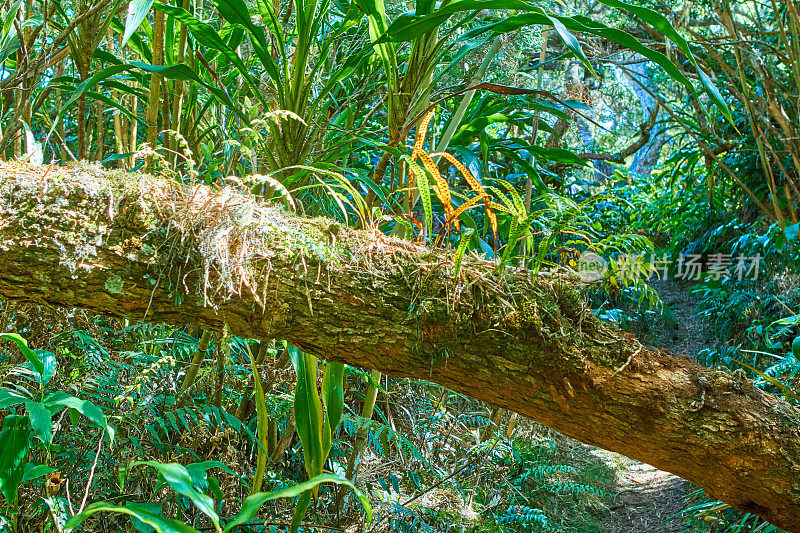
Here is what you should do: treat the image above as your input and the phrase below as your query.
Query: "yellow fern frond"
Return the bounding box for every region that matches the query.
[413,110,436,157]
[417,149,456,231]
[432,151,498,246]
[433,193,488,247]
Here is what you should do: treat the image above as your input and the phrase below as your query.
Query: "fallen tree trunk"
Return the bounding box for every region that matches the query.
[1,162,800,530]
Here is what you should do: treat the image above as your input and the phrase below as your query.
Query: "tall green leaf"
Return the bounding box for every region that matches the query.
[133,461,219,529]
[407,158,434,240]
[1,333,43,377]
[544,14,596,77]
[453,228,475,279]
[0,415,30,505]
[224,473,372,532]
[122,0,156,48]
[289,346,325,479]
[65,502,198,533]
[0,389,29,409]
[379,0,542,42]
[321,361,345,458]
[26,402,52,445]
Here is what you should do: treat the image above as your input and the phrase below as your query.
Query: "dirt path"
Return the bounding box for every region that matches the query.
[648,280,715,357]
[592,448,691,532]
[595,280,714,532]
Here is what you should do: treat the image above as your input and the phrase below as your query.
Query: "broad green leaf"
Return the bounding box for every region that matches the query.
[528,145,587,166]
[0,388,30,409]
[122,0,156,48]
[26,401,52,445]
[415,0,436,16]
[185,461,234,496]
[42,392,115,443]
[21,463,56,483]
[380,0,544,42]
[1,333,43,377]
[353,0,400,98]
[128,502,163,533]
[322,362,345,432]
[1,0,21,46]
[0,415,30,504]
[154,2,273,97]
[133,461,219,528]
[208,0,282,92]
[290,490,312,533]
[109,16,152,62]
[457,4,730,123]
[462,13,698,103]
[223,474,372,532]
[452,112,515,144]
[65,502,198,533]
[21,350,57,387]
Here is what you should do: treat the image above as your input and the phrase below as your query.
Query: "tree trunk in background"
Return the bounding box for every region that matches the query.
[2,163,800,531]
[145,10,166,168]
[77,89,89,160]
[625,56,669,178]
[169,0,191,168]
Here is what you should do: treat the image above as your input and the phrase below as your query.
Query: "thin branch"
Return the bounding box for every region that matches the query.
[78,433,104,513]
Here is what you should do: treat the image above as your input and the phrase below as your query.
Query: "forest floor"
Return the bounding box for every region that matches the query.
[593,280,715,533]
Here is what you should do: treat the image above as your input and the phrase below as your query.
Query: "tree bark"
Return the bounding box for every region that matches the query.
[1,162,800,530]
[625,56,669,178]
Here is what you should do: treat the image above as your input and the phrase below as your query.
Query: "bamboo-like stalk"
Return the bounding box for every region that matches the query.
[77,93,88,159]
[145,10,166,168]
[248,340,270,493]
[128,95,139,168]
[521,31,548,262]
[55,61,67,162]
[506,412,518,438]
[334,369,381,515]
[213,323,229,409]
[94,101,105,161]
[180,330,212,394]
[112,92,125,167]
[170,0,192,168]
[719,4,785,223]
[480,406,504,442]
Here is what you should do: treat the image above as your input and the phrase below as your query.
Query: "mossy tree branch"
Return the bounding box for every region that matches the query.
[1,163,800,530]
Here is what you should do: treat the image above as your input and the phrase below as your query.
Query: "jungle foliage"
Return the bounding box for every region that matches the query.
[1,0,800,531]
